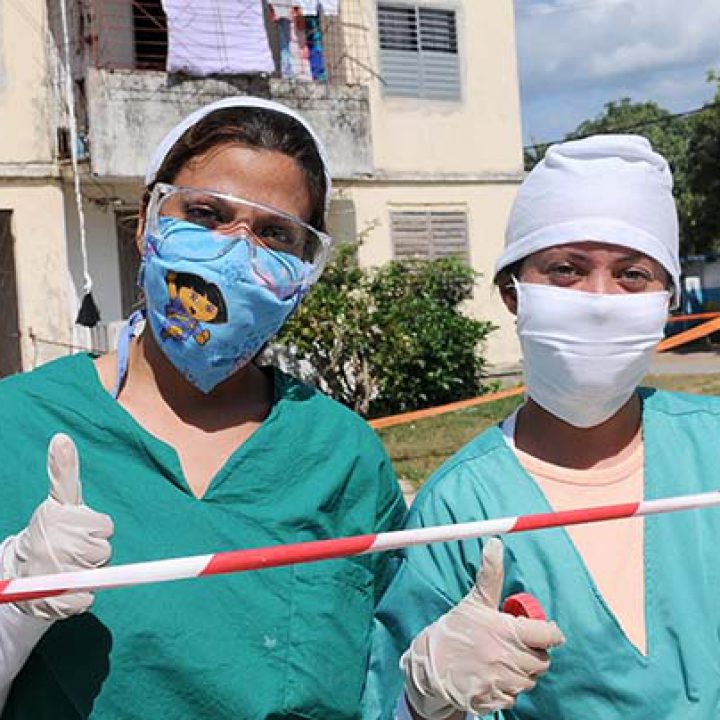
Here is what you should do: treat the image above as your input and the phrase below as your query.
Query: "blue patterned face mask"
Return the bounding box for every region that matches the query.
[140,218,307,393]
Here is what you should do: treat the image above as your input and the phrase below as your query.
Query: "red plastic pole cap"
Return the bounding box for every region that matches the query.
[502,592,547,620]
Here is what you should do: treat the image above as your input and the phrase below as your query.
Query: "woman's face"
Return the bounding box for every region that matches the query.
[176,143,312,217]
[502,241,670,314]
[137,143,313,249]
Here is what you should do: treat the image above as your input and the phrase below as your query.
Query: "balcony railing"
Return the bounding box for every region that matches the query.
[84,68,372,178]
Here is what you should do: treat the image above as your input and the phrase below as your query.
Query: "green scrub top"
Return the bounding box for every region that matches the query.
[365,388,720,719]
[0,354,406,720]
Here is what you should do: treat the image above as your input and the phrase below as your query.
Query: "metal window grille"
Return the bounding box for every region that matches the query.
[378,3,460,100]
[133,0,167,70]
[391,208,469,260]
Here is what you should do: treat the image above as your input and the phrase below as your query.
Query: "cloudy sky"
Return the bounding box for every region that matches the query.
[515,0,720,147]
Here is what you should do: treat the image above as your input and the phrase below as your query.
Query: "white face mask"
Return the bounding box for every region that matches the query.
[515,282,670,428]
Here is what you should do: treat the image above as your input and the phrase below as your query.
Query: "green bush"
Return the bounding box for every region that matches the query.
[276,244,496,418]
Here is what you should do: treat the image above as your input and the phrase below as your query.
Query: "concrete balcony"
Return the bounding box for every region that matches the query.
[86,68,372,181]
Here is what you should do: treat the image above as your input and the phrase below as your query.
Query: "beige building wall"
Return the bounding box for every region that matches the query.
[345,0,524,368]
[365,0,523,176]
[0,3,75,370]
[343,181,520,369]
[0,182,72,368]
[0,0,56,166]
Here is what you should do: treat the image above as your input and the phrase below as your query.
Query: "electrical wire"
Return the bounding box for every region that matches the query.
[524,100,720,152]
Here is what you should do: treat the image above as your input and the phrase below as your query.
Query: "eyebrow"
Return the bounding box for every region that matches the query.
[550,250,652,263]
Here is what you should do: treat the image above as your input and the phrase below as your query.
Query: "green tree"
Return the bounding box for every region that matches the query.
[685,72,720,254]
[276,245,495,418]
[523,141,550,173]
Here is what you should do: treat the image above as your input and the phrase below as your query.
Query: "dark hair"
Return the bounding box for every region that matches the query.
[172,271,228,323]
[148,107,327,232]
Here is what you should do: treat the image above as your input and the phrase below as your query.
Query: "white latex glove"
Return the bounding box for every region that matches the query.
[0,433,114,621]
[402,538,565,719]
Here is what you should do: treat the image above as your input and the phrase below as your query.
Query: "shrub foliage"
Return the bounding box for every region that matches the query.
[277,244,496,418]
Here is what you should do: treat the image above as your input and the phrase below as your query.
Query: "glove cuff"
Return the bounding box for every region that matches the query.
[401,647,459,720]
[0,535,21,581]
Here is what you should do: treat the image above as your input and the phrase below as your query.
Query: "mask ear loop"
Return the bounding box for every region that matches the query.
[503,275,521,302]
[501,275,522,319]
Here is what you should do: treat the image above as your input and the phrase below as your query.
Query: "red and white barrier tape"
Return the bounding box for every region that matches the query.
[1,490,719,604]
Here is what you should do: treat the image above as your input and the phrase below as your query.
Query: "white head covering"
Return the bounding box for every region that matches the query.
[144,96,333,215]
[497,134,680,303]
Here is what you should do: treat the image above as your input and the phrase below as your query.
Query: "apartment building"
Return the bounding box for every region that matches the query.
[0,0,523,374]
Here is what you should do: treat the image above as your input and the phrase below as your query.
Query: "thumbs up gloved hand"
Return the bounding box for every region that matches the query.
[401,538,565,720]
[0,433,114,621]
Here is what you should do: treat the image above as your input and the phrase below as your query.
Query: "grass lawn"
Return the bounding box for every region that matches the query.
[378,373,720,488]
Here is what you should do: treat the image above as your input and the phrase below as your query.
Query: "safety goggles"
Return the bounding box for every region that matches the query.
[145,183,332,288]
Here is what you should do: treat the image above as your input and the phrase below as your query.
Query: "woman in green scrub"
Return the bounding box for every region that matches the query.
[0,97,405,719]
[366,135,720,719]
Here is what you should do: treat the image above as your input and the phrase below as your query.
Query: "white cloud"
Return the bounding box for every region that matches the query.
[516,0,720,141]
[518,0,720,87]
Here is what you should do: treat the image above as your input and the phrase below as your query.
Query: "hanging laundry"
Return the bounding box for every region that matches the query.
[272,0,339,16]
[291,9,314,81]
[295,0,320,12]
[270,1,340,19]
[277,17,311,80]
[319,0,339,15]
[277,17,293,77]
[271,0,294,18]
[162,0,274,76]
[271,6,312,81]
[304,14,327,81]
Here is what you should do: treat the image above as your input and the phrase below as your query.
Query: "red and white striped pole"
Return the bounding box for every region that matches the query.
[1,490,719,605]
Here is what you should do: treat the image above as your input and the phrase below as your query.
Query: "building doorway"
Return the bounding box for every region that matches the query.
[0,212,22,376]
[115,209,142,318]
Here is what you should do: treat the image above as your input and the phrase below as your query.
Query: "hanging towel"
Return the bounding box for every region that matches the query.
[291,10,314,81]
[163,0,274,76]
[277,17,293,77]
[304,14,326,81]
[278,17,312,79]
[274,10,312,80]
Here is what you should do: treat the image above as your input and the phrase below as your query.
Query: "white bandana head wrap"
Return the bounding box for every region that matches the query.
[497,134,680,304]
[144,96,332,216]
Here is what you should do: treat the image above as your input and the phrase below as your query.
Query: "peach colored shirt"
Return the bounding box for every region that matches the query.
[503,413,646,654]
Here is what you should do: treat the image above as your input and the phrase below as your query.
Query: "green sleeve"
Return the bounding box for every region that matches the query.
[362,558,455,719]
[371,451,407,604]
